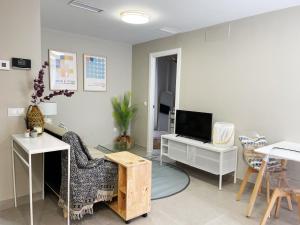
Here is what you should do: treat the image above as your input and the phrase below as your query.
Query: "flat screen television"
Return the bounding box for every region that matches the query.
[175,110,213,142]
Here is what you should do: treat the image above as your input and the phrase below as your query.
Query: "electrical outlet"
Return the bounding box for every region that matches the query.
[8,108,25,117]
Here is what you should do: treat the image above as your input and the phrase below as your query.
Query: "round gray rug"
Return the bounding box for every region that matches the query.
[151,160,190,200]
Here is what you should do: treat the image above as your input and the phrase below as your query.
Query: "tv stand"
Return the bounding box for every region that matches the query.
[160,134,238,190]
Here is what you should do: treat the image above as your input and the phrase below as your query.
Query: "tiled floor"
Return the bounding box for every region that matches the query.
[0,150,298,225]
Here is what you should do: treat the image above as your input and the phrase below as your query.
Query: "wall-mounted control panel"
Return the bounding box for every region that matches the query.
[12,58,31,70]
[0,60,10,70]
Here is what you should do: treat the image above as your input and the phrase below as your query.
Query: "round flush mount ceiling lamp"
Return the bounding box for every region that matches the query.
[120,10,150,24]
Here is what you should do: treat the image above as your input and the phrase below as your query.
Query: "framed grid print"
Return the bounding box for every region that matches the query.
[49,50,78,90]
[83,54,107,91]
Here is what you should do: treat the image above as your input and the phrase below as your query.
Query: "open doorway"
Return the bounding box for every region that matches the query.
[147,48,181,153]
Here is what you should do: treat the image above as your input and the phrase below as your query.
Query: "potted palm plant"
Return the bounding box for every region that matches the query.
[112,92,137,150]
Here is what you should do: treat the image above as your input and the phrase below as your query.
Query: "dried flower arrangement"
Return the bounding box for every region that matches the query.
[26,61,75,131]
[31,61,74,105]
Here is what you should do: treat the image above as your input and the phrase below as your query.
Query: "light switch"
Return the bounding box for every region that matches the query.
[0,60,10,70]
[8,108,25,117]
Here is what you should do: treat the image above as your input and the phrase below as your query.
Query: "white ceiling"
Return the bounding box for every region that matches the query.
[41,0,300,44]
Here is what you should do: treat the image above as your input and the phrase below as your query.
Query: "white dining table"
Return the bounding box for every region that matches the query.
[246,141,300,223]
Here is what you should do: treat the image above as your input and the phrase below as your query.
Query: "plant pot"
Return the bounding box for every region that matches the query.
[114,135,135,150]
[26,105,45,133]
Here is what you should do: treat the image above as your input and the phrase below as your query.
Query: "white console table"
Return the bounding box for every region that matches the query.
[160,134,238,190]
[12,133,70,225]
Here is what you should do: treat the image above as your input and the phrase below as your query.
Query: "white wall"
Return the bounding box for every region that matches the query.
[41,29,132,146]
[0,0,42,205]
[132,6,300,183]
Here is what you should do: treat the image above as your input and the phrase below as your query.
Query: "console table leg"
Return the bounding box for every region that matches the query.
[219,152,223,190]
[234,149,238,184]
[11,143,17,208]
[29,154,33,225]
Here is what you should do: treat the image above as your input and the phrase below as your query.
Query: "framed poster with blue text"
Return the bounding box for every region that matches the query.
[49,50,77,90]
[83,54,107,91]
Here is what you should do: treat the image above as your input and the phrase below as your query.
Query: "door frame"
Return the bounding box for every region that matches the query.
[147,48,182,153]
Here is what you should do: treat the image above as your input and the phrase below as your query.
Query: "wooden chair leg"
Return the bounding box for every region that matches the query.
[274,197,282,218]
[258,181,263,194]
[236,166,254,201]
[296,194,300,222]
[286,194,293,211]
[247,160,267,217]
[260,188,281,225]
[266,172,270,203]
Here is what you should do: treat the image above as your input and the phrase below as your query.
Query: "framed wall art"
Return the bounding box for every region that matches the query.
[49,50,78,90]
[83,54,107,91]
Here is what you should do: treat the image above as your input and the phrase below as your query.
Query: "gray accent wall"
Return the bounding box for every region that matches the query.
[41,28,132,147]
[132,6,300,182]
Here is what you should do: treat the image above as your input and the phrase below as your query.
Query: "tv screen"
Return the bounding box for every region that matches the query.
[175,110,212,142]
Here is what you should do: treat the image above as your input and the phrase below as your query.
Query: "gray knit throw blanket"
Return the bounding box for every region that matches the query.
[59,131,118,220]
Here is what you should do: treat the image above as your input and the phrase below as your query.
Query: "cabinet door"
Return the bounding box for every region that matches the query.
[168,141,188,163]
[188,146,220,175]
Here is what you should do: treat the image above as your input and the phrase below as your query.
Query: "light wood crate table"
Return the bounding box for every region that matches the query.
[105,151,152,224]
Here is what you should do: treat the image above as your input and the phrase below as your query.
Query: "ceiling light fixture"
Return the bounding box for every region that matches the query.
[68,0,103,13]
[120,11,150,24]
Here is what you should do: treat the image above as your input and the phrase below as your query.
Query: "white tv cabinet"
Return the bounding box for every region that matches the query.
[160,134,238,190]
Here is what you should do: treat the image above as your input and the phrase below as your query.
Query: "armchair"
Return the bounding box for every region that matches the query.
[59,131,118,220]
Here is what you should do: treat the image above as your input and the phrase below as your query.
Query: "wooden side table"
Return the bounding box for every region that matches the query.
[105,151,152,224]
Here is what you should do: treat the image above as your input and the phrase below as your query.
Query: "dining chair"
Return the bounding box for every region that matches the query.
[236,134,292,214]
[236,134,282,203]
[260,187,296,225]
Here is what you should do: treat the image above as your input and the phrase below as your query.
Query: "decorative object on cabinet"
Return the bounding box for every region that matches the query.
[49,50,78,90]
[212,122,235,147]
[26,105,44,132]
[29,129,38,138]
[83,54,107,91]
[111,92,137,150]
